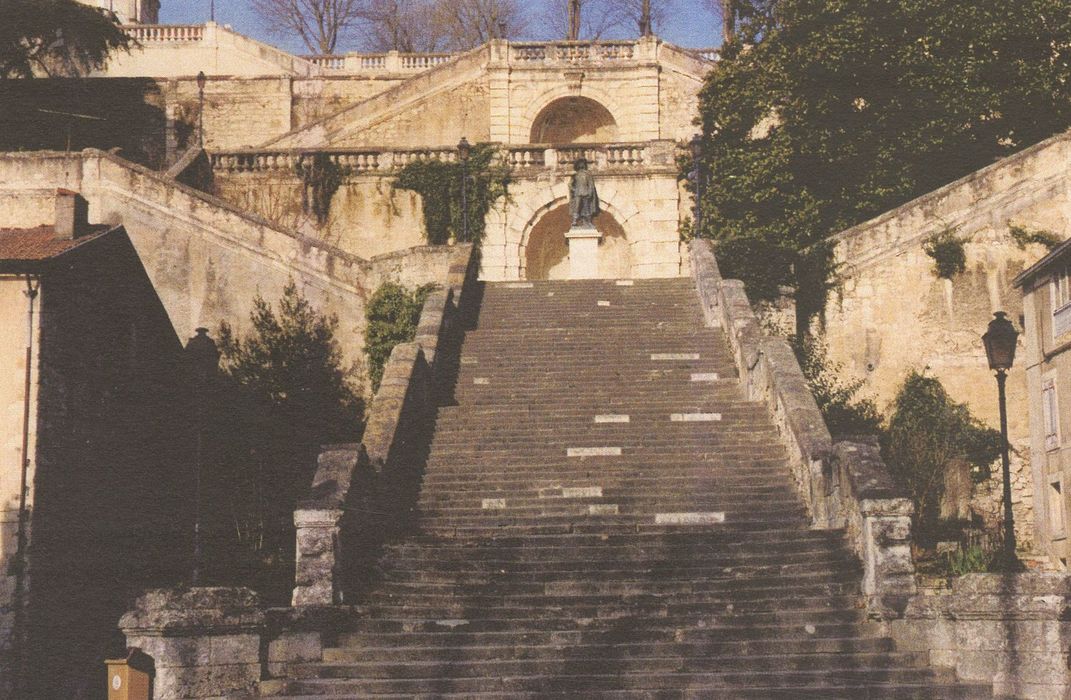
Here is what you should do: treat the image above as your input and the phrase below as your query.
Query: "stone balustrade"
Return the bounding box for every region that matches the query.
[508,41,638,64]
[691,48,719,62]
[689,239,917,619]
[211,141,677,176]
[291,244,478,608]
[304,50,456,74]
[123,24,204,42]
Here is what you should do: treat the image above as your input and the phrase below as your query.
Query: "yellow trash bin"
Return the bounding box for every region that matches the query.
[105,648,153,700]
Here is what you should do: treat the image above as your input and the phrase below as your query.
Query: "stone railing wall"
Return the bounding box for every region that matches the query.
[210,140,679,177]
[689,239,916,617]
[305,51,457,74]
[291,244,477,608]
[123,24,204,42]
[508,40,643,64]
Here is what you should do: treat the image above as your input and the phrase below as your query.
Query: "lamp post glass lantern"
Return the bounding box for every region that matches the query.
[982,311,1021,569]
[458,137,471,241]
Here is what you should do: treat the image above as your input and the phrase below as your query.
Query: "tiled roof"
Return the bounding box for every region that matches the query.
[0,225,111,264]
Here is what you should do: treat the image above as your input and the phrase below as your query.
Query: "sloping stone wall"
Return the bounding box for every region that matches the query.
[823,131,1071,552]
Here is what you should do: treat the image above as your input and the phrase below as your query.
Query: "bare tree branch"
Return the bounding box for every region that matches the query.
[250,0,367,54]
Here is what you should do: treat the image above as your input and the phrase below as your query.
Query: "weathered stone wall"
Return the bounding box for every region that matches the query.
[98,22,321,78]
[891,574,1071,699]
[267,39,711,150]
[823,132,1071,551]
[0,151,466,370]
[209,142,686,279]
[0,278,39,700]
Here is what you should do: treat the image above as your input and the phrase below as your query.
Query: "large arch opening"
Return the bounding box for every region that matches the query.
[524,204,632,280]
[529,97,618,144]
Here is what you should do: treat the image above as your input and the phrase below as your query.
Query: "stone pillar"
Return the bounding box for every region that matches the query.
[292,508,343,606]
[118,588,265,700]
[566,226,602,279]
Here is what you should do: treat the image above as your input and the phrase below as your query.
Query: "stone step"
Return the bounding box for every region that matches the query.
[265,667,956,695]
[295,651,930,680]
[321,635,894,664]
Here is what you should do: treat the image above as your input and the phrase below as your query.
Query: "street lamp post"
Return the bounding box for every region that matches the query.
[458,137,472,241]
[690,134,703,233]
[982,311,1021,570]
[196,71,207,149]
[185,327,220,585]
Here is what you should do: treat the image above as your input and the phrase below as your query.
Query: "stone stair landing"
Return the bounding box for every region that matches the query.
[261,278,990,699]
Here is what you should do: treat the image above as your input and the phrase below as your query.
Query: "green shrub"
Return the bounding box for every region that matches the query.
[939,545,994,576]
[882,372,1002,545]
[212,281,364,601]
[923,229,968,279]
[791,333,884,439]
[364,282,436,392]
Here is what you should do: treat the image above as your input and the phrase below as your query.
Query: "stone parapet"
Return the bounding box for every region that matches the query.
[118,587,265,700]
[689,239,916,618]
[291,243,478,607]
[890,574,1071,699]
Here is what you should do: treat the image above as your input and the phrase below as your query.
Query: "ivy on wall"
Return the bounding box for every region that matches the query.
[1009,223,1062,251]
[295,153,342,225]
[394,144,510,245]
[923,229,968,279]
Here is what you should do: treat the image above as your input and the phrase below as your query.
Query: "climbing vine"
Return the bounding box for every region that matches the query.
[1009,223,1062,251]
[394,144,510,245]
[923,229,968,280]
[295,153,342,226]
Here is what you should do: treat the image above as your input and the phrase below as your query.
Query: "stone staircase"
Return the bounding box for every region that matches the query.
[261,278,990,698]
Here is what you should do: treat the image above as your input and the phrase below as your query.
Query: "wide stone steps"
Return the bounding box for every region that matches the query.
[264,279,987,699]
[262,668,973,696]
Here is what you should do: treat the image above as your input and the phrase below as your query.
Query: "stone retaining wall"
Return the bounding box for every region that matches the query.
[890,574,1071,699]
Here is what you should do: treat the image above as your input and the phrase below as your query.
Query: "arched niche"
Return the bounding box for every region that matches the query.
[529,97,619,145]
[524,204,632,280]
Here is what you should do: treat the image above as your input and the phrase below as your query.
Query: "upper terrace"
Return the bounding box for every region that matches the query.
[105,22,716,78]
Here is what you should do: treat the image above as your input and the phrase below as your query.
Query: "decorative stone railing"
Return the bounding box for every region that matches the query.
[123,24,204,42]
[291,244,478,607]
[509,41,638,64]
[210,141,678,176]
[689,239,917,618]
[304,51,457,74]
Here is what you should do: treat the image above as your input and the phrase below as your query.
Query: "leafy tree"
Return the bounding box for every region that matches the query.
[211,282,363,600]
[882,372,1002,546]
[1,0,131,78]
[694,0,1071,316]
[364,282,436,392]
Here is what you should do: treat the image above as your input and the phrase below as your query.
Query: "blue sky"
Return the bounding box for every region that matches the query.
[160,1,722,54]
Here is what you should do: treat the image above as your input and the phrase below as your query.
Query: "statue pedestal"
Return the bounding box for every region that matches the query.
[566,226,602,279]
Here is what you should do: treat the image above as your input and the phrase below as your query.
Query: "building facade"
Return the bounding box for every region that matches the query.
[1015,241,1071,567]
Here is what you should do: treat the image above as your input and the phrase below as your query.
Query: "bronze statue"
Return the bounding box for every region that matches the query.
[569,158,600,228]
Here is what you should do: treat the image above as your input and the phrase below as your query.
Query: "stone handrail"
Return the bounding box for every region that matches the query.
[690,48,719,62]
[292,244,478,606]
[303,51,457,74]
[123,24,204,42]
[211,141,677,176]
[508,41,640,64]
[689,239,916,618]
